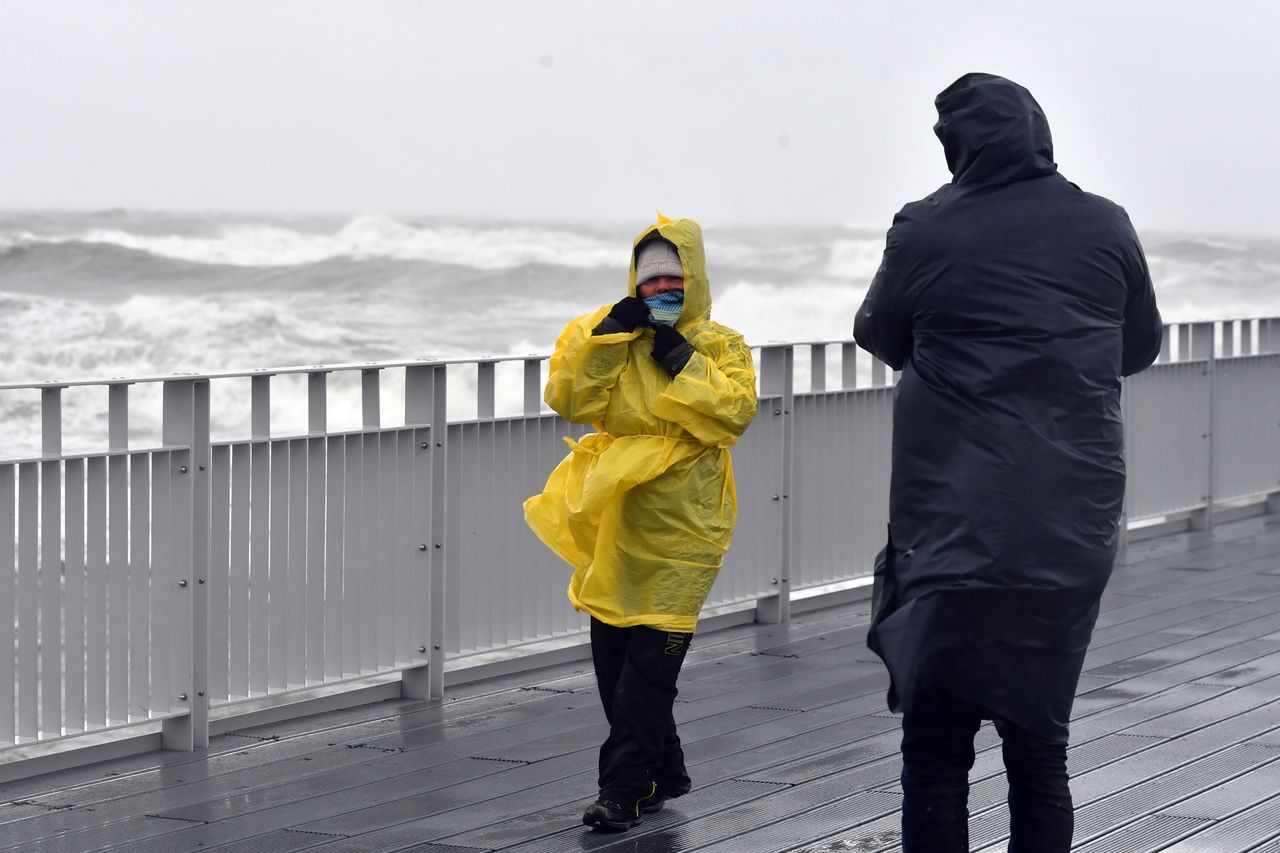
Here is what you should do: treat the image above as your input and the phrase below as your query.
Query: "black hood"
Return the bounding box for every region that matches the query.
[933,73,1057,186]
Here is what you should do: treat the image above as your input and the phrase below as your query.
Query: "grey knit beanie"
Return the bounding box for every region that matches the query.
[635,239,684,286]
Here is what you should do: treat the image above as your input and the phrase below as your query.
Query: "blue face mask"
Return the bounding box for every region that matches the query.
[643,290,684,327]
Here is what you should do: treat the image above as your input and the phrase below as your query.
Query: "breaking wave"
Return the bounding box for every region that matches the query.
[0,214,631,270]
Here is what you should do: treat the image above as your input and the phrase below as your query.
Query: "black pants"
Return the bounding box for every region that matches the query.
[590,617,692,806]
[900,689,1073,853]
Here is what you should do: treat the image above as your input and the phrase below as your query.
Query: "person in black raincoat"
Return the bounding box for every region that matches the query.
[854,73,1162,853]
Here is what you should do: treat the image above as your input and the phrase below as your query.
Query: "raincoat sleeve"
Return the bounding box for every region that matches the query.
[544,308,640,424]
[1117,214,1163,377]
[652,330,757,448]
[854,223,914,370]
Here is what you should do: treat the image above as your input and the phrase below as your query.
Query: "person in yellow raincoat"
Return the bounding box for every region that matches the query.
[524,214,757,831]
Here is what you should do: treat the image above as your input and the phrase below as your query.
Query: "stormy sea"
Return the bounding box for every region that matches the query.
[1,210,1278,458]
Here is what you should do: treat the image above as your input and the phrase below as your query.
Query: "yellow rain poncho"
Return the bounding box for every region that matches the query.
[523,215,758,632]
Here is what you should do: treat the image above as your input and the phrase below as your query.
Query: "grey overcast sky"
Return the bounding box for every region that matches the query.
[2,0,1277,235]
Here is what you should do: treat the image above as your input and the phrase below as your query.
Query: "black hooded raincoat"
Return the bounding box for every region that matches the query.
[854,73,1163,740]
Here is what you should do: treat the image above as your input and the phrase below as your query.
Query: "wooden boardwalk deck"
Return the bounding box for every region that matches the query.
[3,513,1280,852]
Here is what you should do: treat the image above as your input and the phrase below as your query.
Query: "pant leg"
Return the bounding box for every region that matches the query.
[900,691,983,853]
[998,718,1073,853]
[591,617,634,795]
[650,629,693,796]
[598,625,691,805]
[652,730,692,797]
[590,617,630,726]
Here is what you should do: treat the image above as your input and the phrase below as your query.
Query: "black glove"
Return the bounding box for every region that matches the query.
[592,296,650,335]
[650,324,695,376]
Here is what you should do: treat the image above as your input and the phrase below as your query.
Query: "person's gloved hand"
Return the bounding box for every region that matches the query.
[650,324,695,377]
[592,296,649,335]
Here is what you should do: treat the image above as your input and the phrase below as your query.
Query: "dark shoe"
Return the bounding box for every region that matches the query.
[582,799,641,832]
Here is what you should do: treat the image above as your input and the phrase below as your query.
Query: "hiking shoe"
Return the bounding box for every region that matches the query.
[582,799,641,831]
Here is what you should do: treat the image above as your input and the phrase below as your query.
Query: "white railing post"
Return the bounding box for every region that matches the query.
[160,378,197,751]
[810,344,827,393]
[190,380,210,747]
[757,345,794,624]
[871,357,888,387]
[308,371,328,434]
[362,368,381,430]
[1264,318,1280,354]
[1175,323,1189,361]
[1191,341,1217,532]
[1157,323,1172,363]
[523,358,542,416]
[841,342,858,390]
[1191,322,1214,361]
[402,363,446,700]
[477,362,496,420]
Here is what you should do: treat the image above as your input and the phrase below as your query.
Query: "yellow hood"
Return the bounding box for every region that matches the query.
[629,213,711,329]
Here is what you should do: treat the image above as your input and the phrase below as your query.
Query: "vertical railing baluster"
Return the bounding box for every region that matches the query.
[394,429,413,667]
[324,435,345,682]
[0,464,15,746]
[40,387,63,739]
[65,458,85,735]
[107,384,129,724]
[249,375,270,695]
[85,458,106,722]
[150,451,172,721]
[269,437,289,690]
[360,427,378,675]
[17,461,37,741]
[210,445,230,703]
[342,432,363,678]
[128,444,150,723]
[360,368,381,676]
[306,372,327,685]
[288,438,306,688]
[520,360,542,643]
[1157,324,1172,363]
[228,444,250,699]
[377,431,395,670]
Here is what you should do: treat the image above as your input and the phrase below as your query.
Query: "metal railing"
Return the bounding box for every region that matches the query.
[1,316,1278,778]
